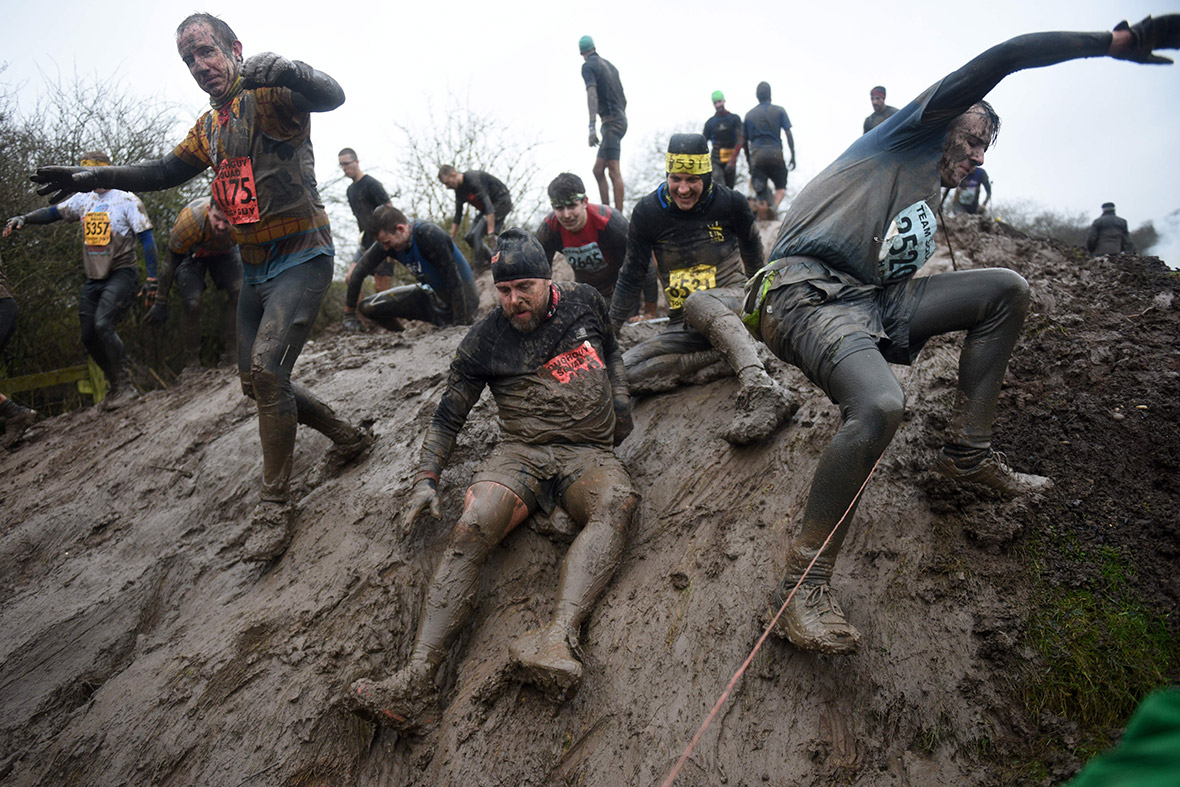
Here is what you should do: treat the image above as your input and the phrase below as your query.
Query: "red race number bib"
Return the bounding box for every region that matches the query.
[212,156,260,225]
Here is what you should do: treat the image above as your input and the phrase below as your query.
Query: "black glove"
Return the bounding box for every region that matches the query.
[138,278,158,309]
[1114,14,1180,64]
[342,312,362,333]
[241,52,301,88]
[613,394,633,446]
[146,302,168,325]
[30,166,99,204]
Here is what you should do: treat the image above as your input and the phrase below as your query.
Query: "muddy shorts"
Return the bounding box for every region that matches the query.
[749,147,787,202]
[471,440,627,515]
[757,257,929,398]
[597,114,628,161]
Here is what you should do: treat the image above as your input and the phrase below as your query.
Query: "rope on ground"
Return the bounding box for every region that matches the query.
[660,453,885,787]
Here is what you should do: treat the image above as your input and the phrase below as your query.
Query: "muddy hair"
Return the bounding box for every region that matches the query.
[437,164,458,180]
[547,173,586,204]
[371,205,409,234]
[974,100,1001,148]
[177,13,238,53]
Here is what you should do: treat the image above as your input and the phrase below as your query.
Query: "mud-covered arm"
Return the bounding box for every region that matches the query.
[31,154,204,205]
[345,243,387,310]
[415,360,486,485]
[155,250,185,307]
[241,53,345,113]
[609,203,655,328]
[451,189,465,229]
[734,197,765,277]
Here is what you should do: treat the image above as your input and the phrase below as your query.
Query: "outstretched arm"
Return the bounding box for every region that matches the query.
[4,205,61,235]
[241,53,345,112]
[30,154,204,205]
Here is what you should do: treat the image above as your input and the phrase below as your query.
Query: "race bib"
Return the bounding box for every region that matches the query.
[878,200,937,281]
[719,147,734,165]
[563,242,606,273]
[83,212,111,246]
[665,264,717,310]
[542,340,604,384]
[212,156,260,225]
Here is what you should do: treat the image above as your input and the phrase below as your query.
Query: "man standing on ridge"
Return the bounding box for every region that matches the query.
[863,85,899,134]
[5,151,158,410]
[535,172,659,320]
[148,196,242,372]
[610,133,797,445]
[1086,202,1136,256]
[744,81,795,218]
[339,147,393,294]
[580,35,627,211]
[704,90,744,189]
[348,229,637,731]
[739,14,1178,655]
[343,205,478,332]
[439,165,512,272]
[29,13,373,562]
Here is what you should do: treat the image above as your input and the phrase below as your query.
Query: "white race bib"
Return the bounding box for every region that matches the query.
[878,200,937,281]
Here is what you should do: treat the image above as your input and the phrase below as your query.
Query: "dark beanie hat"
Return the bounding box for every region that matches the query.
[756,81,771,101]
[1101,202,1115,210]
[491,228,552,283]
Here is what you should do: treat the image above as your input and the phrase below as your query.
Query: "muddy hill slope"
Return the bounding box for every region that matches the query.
[2,218,1177,786]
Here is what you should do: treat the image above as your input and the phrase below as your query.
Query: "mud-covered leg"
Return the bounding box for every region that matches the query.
[511,464,636,700]
[350,482,530,729]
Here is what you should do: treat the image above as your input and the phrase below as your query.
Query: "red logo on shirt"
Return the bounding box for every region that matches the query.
[542,340,604,383]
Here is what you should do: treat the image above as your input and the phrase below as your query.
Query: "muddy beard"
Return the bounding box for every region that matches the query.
[507,310,543,334]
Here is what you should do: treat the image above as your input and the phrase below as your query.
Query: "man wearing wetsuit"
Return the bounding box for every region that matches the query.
[610,133,797,445]
[703,90,744,189]
[348,229,637,730]
[439,165,512,271]
[5,151,158,410]
[0,253,37,447]
[148,196,242,371]
[343,206,478,331]
[30,13,373,561]
[580,35,627,211]
[863,86,899,134]
[1086,202,1136,256]
[948,166,991,215]
[744,82,795,218]
[740,14,1177,655]
[339,147,393,293]
[535,172,659,320]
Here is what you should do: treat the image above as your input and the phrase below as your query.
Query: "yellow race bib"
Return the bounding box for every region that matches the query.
[665,264,717,310]
[83,212,111,246]
[719,147,734,164]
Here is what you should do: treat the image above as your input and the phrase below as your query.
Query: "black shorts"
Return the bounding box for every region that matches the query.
[598,115,628,162]
[749,148,787,200]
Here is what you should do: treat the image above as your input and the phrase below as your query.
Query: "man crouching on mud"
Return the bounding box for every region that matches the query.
[348,228,637,730]
[29,13,372,562]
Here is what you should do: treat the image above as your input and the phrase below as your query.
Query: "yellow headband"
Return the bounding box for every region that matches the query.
[80,159,110,167]
[665,153,711,175]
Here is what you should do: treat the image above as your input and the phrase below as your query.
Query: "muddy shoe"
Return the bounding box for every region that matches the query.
[933,448,1052,497]
[766,583,862,655]
[721,383,799,445]
[348,670,439,731]
[242,500,296,562]
[509,627,583,702]
[309,428,375,486]
[102,385,140,411]
[2,407,37,449]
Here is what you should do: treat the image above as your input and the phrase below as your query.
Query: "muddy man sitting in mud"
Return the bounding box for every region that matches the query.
[609,132,798,446]
[348,229,637,730]
[29,12,373,562]
[740,14,1180,655]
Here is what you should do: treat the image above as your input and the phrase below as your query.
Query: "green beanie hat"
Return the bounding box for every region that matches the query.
[711,90,725,102]
[578,35,595,54]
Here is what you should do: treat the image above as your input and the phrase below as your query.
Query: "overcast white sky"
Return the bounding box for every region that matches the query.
[3,0,1179,265]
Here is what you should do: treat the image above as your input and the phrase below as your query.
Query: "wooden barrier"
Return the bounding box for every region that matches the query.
[0,359,108,404]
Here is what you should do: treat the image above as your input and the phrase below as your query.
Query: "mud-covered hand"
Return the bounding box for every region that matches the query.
[30,166,99,204]
[613,394,633,446]
[1112,14,1180,64]
[3,216,24,237]
[401,480,441,530]
[138,278,158,309]
[589,124,599,147]
[145,302,168,326]
[342,312,362,333]
[241,52,301,88]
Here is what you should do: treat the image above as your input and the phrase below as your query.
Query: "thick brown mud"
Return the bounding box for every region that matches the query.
[1,218,1176,785]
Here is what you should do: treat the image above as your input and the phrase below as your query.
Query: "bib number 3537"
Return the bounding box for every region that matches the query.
[212,156,260,225]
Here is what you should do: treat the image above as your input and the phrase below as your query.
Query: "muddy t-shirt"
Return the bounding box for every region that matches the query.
[58,190,152,280]
[168,197,236,258]
[172,86,334,283]
[703,111,743,152]
[770,30,1112,287]
[536,204,631,298]
[346,174,390,247]
[610,182,762,324]
[744,102,791,150]
[419,282,623,478]
[451,171,512,226]
[581,53,626,118]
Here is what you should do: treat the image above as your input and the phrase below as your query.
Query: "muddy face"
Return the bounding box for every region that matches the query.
[177,21,242,101]
[666,173,704,211]
[554,198,589,233]
[939,107,991,188]
[208,200,231,235]
[495,278,550,334]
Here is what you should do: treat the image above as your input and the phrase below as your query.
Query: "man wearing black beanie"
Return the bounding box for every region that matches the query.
[349,228,637,730]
